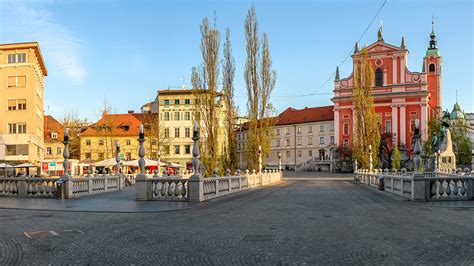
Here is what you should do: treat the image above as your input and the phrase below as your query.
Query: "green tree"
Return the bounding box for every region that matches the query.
[451,124,472,165]
[392,145,400,170]
[423,119,441,156]
[352,48,380,169]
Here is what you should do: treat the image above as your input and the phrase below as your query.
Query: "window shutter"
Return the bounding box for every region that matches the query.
[17,76,26,87]
[7,76,16,87]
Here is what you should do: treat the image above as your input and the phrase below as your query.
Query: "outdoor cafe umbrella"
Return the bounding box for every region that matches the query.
[0,163,13,177]
[93,158,119,167]
[123,158,167,167]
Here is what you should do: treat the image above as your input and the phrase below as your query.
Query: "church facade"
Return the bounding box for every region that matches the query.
[332,22,442,153]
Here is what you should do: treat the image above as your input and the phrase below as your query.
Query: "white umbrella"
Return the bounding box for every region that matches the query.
[15,162,36,168]
[123,158,166,167]
[0,163,13,168]
[94,158,119,167]
[168,162,183,168]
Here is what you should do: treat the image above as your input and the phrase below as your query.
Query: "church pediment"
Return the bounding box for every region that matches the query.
[358,42,404,54]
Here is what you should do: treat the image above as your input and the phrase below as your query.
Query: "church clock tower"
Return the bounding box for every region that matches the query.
[423,18,442,119]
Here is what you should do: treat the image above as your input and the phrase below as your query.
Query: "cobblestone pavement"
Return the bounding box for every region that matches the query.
[0,175,473,265]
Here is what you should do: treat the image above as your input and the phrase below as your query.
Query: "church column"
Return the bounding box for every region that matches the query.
[400,56,406,84]
[391,105,398,145]
[392,56,397,84]
[334,108,339,146]
[420,104,428,141]
[400,105,406,145]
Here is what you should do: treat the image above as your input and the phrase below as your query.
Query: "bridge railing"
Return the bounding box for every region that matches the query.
[135,123,282,202]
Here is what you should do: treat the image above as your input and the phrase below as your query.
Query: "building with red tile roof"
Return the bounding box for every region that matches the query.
[44,115,65,160]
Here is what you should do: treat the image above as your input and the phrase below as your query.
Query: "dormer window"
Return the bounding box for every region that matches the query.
[375,68,383,87]
[429,64,435,73]
[51,131,58,140]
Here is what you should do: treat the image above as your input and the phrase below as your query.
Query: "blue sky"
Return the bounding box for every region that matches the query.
[1,0,472,121]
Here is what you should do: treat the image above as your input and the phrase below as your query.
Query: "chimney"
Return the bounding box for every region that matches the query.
[128,110,134,114]
[102,110,108,117]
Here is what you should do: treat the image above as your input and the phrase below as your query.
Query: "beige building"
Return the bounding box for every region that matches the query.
[237,106,335,171]
[43,115,65,160]
[0,42,47,164]
[148,87,227,170]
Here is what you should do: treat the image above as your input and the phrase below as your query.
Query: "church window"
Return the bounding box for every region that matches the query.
[429,64,435,73]
[375,68,383,87]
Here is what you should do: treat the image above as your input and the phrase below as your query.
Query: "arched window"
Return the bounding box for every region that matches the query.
[429,64,435,73]
[375,68,383,86]
[343,139,349,148]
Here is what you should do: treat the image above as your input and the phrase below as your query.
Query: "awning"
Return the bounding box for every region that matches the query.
[123,159,167,167]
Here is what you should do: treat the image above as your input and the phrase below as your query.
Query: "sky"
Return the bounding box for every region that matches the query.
[0,0,473,122]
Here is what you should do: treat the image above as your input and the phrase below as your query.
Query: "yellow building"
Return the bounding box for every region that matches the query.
[43,115,65,160]
[149,87,227,170]
[79,112,159,162]
[0,42,47,164]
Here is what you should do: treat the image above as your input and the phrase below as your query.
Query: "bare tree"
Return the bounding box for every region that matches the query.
[244,5,277,170]
[192,17,220,176]
[221,28,237,172]
[61,109,88,160]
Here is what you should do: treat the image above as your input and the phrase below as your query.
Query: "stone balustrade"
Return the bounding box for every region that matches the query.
[0,177,59,198]
[70,175,121,198]
[355,168,474,201]
[135,123,283,202]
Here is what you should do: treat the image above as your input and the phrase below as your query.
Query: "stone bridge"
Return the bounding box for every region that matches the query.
[0,172,472,264]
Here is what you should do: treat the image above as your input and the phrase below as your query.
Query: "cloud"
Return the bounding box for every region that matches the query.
[0,0,87,82]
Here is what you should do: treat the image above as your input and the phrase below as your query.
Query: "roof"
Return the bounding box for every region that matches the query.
[277,106,334,125]
[450,103,466,121]
[80,113,159,137]
[238,105,334,131]
[0,42,48,76]
[157,89,222,97]
[44,115,65,142]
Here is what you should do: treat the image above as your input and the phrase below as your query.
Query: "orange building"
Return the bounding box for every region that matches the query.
[332,22,442,153]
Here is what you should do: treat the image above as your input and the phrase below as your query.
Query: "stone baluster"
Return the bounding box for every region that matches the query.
[61,128,73,199]
[136,124,151,200]
[189,122,204,202]
[354,160,358,173]
[278,152,282,172]
[368,144,373,173]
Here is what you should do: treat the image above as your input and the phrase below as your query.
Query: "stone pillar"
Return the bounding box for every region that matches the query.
[400,105,406,145]
[391,105,398,145]
[115,141,123,190]
[188,122,204,202]
[135,124,151,200]
[278,152,282,172]
[17,174,27,197]
[334,108,339,146]
[368,144,373,173]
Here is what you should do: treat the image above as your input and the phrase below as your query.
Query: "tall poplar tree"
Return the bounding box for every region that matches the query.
[244,5,277,170]
[353,48,380,168]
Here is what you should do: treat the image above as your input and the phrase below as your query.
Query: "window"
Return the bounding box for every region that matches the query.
[174,145,180,154]
[298,150,302,157]
[297,138,302,146]
[7,76,26,88]
[429,64,435,73]
[330,136,335,144]
[276,139,280,147]
[56,147,62,155]
[174,99,180,105]
[7,99,26,110]
[343,139,349,148]
[8,100,16,110]
[163,145,170,155]
[276,128,280,135]
[126,153,131,160]
[126,139,131,146]
[185,99,190,104]
[238,134,241,141]
[8,123,16,134]
[164,112,170,121]
[18,99,26,110]
[286,151,290,159]
[410,119,416,133]
[98,153,104,160]
[285,127,290,135]
[297,127,302,134]
[184,112,191,120]
[320,136,325,144]
[385,120,391,133]
[343,123,349,135]
[286,139,290,146]
[164,128,170,138]
[330,124,334,131]
[174,112,180,121]
[195,112,201,121]
[51,132,58,139]
[17,53,26,63]
[46,147,52,155]
[319,125,324,132]
[309,150,313,157]
[86,140,91,146]
[151,139,157,145]
[308,137,313,145]
[308,126,312,133]
[7,54,16,63]
[375,68,383,86]
[174,127,180,138]
[164,100,170,107]
[185,128,190,138]
[99,140,104,146]
[18,123,26,134]
[185,145,191,154]
[6,145,28,156]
